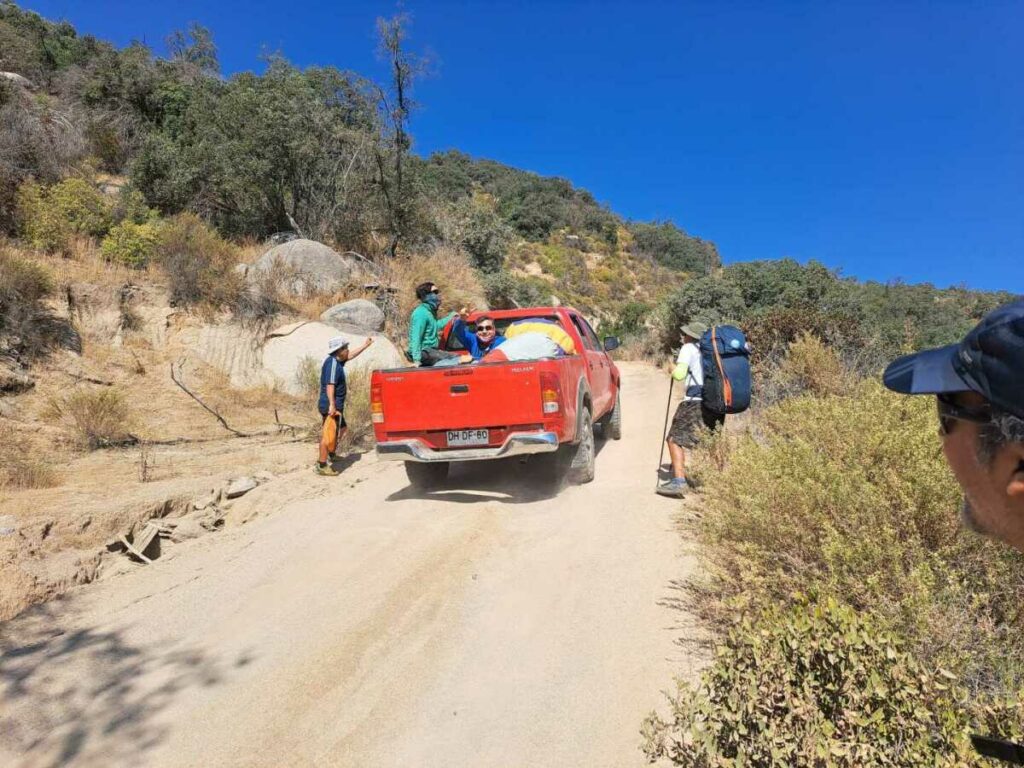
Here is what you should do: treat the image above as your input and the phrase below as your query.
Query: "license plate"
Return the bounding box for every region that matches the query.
[447,429,489,447]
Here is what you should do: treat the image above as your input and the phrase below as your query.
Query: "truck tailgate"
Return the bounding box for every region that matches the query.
[377,362,546,432]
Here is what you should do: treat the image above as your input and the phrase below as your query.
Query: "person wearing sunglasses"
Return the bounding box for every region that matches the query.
[883,298,1024,551]
[408,281,461,367]
[450,311,507,360]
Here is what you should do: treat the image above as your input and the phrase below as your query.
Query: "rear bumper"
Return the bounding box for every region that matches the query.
[376,430,559,463]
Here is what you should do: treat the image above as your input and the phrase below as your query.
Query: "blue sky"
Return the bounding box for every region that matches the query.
[21,1,1024,292]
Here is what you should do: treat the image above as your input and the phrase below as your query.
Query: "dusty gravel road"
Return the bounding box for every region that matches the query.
[0,362,702,768]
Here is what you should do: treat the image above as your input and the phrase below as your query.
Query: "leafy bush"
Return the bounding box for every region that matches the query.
[46,388,134,449]
[155,213,242,308]
[110,186,156,225]
[101,220,160,268]
[15,178,111,252]
[628,220,720,274]
[643,599,980,767]
[453,194,514,273]
[693,380,1024,700]
[482,271,549,310]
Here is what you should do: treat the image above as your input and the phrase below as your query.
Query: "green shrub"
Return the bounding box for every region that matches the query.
[101,220,160,268]
[15,178,112,252]
[110,186,156,225]
[155,214,242,309]
[482,271,549,310]
[642,599,980,767]
[15,180,69,253]
[453,194,513,273]
[693,380,1024,700]
[49,178,112,236]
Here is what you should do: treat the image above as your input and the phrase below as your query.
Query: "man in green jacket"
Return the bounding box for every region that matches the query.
[408,281,462,366]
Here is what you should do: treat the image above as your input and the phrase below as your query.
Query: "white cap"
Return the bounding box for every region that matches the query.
[327,336,349,354]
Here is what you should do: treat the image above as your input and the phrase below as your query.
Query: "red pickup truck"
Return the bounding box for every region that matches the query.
[371,307,622,488]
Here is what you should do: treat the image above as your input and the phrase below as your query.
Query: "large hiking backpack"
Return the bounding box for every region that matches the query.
[699,325,751,414]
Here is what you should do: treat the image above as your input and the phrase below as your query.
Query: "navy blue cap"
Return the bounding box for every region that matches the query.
[883,298,1024,419]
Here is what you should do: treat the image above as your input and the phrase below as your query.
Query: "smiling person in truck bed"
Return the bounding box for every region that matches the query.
[451,312,506,360]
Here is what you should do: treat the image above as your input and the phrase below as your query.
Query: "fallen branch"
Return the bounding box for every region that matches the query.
[57,370,115,386]
[273,408,306,433]
[169,358,250,437]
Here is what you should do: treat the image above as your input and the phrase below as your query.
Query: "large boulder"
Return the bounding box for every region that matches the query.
[247,239,360,296]
[262,321,404,396]
[320,299,385,333]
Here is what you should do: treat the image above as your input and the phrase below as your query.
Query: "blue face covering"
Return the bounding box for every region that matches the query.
[425,292,441,311]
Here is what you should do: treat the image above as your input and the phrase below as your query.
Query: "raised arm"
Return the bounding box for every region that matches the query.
[348,338,374,361]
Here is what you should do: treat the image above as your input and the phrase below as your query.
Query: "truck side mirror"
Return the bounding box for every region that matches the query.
[603,336,620,352]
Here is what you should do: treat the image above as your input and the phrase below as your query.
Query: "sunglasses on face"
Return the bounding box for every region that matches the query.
[476,324,495,334]
[936,393,992,436]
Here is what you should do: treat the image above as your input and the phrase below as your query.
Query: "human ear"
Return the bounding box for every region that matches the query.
[1007,445,1024,499]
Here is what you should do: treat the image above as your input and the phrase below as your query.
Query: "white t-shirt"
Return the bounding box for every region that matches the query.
[676,343,703,401]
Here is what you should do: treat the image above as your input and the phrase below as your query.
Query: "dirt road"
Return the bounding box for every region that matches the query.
[0,362,702,768]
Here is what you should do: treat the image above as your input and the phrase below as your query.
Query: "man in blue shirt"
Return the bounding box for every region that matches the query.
[451,313,506,360]
[316,334,373,476]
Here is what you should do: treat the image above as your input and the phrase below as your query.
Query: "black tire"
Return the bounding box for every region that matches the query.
[604,392,622,440]
[568,408,596,484]
[404,461,449,489]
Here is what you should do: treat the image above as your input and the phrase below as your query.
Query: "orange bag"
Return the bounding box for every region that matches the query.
[321,414,339,454]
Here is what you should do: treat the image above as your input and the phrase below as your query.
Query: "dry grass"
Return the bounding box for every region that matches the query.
[45,387,135,449]
[0,421,59,490]
[383,245,486,339]
[338,367,372,449]
[285,282,378,322]
[235,237,265,265]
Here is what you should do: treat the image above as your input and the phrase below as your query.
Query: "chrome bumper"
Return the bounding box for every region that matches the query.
[376,431,559,463]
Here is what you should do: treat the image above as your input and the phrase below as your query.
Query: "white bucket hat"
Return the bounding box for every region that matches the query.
[327,336,350,354]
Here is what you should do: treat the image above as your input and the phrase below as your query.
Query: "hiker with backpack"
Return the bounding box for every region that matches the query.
[657,321,751,498]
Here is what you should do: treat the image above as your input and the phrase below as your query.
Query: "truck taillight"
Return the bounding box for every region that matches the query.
[371,382,384,423]
[539,371,561,415]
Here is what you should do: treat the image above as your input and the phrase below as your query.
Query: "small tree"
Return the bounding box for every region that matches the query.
[373,13,428,258]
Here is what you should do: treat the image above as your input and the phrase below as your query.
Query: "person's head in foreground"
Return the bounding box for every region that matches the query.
[883,298,1024,550]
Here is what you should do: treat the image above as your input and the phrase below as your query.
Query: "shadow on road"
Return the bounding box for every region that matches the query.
[386,456,560,504]
[0,602,251,767]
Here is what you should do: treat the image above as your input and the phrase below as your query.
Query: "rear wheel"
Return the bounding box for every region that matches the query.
[404,461,449,489]
[568,408,596,484]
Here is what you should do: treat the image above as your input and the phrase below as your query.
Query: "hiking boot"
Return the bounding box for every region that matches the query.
[314,462,339,477]
[656,477,689,498]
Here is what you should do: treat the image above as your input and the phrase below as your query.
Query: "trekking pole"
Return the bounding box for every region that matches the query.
[656,376,675,487]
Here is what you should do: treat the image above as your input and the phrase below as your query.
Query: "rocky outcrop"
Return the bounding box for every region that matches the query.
[247,239,361,296]
[320,299,385,333]
[1,72,33,89]
[263,321,404,395]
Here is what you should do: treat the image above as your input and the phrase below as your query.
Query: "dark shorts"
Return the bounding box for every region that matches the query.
[320,411,347,430]
[668,401,724,449]
[419,348,460,367]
